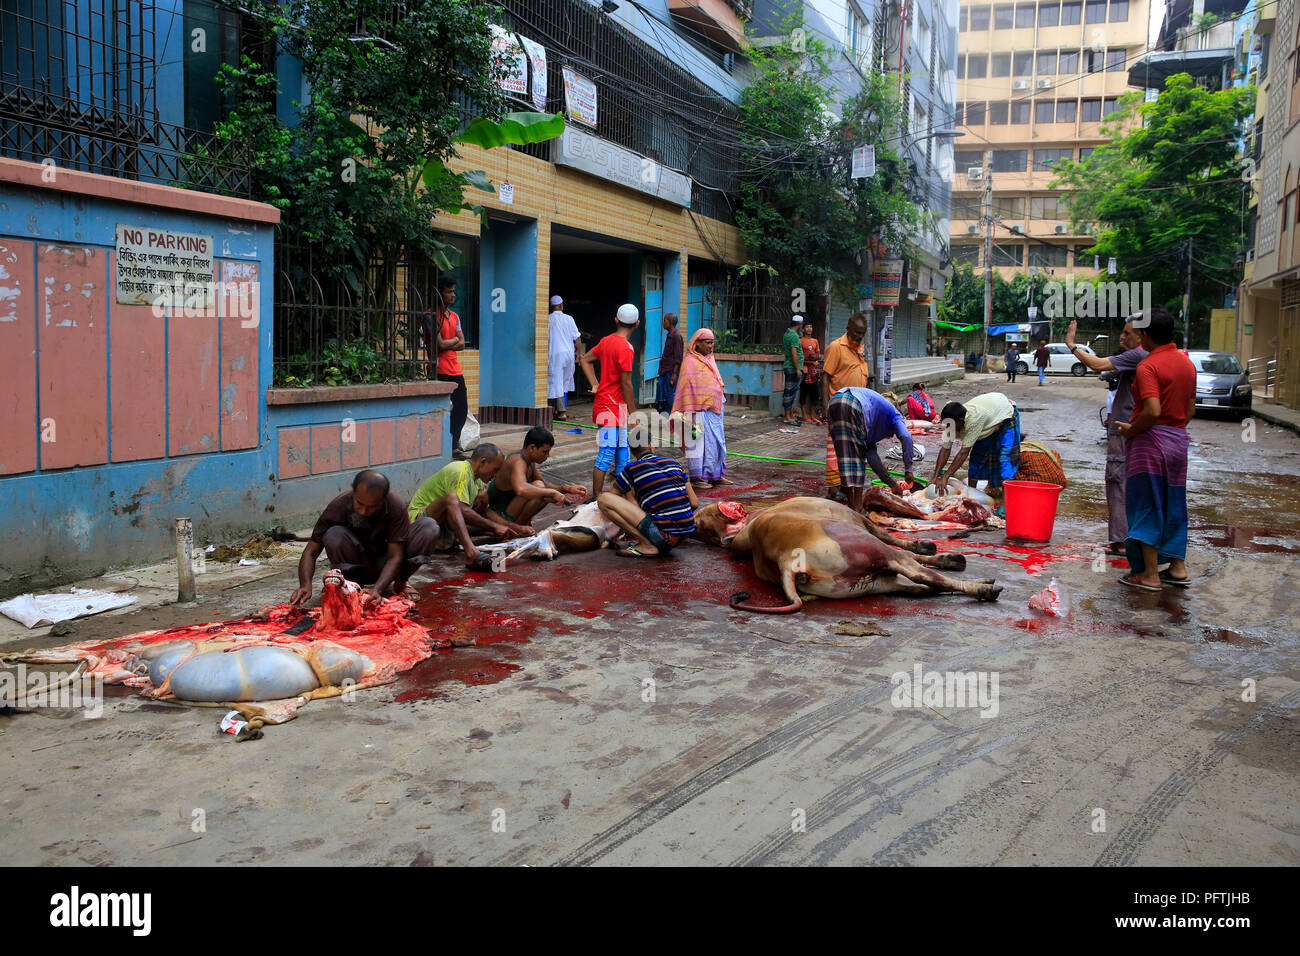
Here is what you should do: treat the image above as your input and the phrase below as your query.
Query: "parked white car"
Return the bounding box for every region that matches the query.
[1011,343,1097,377]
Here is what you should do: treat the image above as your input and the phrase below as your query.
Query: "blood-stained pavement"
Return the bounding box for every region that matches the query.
[2,375,1297,866]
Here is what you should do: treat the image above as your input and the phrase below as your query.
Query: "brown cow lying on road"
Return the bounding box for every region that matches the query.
[695,497,1001,614]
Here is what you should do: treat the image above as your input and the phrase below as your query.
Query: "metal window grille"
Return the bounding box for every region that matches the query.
[0,0,258,196]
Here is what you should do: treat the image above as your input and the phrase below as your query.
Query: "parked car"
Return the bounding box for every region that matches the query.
[1011,343,1098,377]
[1189,350,1252,418]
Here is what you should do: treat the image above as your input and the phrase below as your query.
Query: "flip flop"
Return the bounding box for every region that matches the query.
[1159,571,1192,588]
[1104,542,1126,556]
[1119,574,1162,592]
[616,546,657,559]
[466,552,495,571]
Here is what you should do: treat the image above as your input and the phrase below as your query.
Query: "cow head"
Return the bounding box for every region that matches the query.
[692,501,749,547]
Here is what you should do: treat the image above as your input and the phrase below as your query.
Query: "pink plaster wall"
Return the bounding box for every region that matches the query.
[166,267,220,457]
[340,419,370,471]
[39,244,108,469]
[109,252,166,462]
[219,261,260,451]
[278,426,310,479]
[0,239,37,475]
[310,424,341,474]
[369,419,395,464]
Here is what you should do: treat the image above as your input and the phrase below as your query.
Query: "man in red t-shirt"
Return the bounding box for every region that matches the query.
[580,303,639,497]
[1116,306,1196,591]
[427,277,468,456]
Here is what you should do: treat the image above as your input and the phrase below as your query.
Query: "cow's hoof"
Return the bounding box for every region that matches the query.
[977,584,1002,602]
[914,540,937,556]
[936,554,966,571]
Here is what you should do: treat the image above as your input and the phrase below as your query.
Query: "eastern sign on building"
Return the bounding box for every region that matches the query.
[553,127,692,208]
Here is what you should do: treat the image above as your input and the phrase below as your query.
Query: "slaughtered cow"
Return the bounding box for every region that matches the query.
[696,496,1001,613]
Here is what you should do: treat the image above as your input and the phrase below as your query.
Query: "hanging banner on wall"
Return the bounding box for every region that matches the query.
[871,258,904,308]
[490,25,528,96]
[562,66,598,128]
[517,34,547,112]
[851,145,875,179]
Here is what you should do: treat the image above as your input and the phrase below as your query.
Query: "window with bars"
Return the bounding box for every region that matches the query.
[952,244,981,266]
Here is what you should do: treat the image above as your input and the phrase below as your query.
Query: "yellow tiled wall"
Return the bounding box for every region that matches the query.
[431,142,745,411]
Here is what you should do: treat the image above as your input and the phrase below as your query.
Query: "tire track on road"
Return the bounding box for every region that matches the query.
[1094,688,1300,866]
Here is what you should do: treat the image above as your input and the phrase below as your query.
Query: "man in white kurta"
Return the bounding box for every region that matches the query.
[547,295,581,418]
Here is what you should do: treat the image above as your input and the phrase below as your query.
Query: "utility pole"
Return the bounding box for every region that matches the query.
[981,149,993,367]
[1181,236,1194,350]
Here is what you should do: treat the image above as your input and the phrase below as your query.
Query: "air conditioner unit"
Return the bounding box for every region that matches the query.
[967,167,983,182]
[1012,79,1029,90]
[1054,223,1067,234]
[1036,78,1053,89]
[1005,222,1023,232]
[967,224,980,234]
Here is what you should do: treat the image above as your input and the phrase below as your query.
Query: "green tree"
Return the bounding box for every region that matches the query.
[214,0,559,285]
[735,23,925,305]
[1050,74,1255,340]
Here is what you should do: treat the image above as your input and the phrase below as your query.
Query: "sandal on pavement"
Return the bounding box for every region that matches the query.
[1104,542,1126,556]
[1119,574,1162,592]
[1159,571,1192,588]
[616,545,657,559]
[466,552,495,571]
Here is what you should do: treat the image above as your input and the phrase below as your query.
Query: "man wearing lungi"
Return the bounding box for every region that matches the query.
[1116,307,1195,591]
[930,392,1021,510]
[827,386,915,512]
[819,313,872,500]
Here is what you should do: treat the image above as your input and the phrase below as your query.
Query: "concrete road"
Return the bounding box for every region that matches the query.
[2,375,1297,866]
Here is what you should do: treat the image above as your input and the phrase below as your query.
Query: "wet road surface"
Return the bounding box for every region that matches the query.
[2,376,1297,865]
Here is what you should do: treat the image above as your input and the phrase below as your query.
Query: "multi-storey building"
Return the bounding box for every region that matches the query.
[1238,0,1299,410]
[752,0,959,367]
[949,0,1151,280]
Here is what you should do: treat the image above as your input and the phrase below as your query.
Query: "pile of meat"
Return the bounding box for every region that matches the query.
[865,485,1001,532]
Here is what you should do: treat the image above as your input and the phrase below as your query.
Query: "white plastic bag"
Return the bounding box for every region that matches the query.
[460,412,481,448]
[1028,578,1071,618]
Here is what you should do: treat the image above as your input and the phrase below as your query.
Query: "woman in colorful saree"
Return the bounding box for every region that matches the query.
[672,328,730,489]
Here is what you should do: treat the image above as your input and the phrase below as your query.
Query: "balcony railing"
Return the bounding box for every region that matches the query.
[0,84,253,198]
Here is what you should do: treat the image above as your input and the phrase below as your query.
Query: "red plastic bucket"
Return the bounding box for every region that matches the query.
[1004,479,1063,542]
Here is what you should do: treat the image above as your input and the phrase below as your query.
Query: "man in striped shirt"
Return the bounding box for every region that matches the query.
[597,442,699,557]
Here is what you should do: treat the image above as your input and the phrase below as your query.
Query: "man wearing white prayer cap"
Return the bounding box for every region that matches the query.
[547,294,581,420]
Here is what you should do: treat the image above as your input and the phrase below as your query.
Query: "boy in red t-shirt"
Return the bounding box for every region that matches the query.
[580,303,640,497]
[428,277,468,455]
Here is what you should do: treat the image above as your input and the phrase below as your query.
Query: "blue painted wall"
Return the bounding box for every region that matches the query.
[0,182,451,593]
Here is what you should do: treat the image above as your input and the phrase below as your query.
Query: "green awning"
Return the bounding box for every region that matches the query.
[934,320,982,332]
